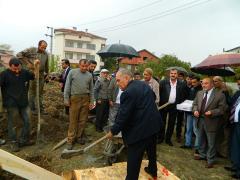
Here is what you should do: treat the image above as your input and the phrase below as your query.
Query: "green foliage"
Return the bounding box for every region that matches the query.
[0,44,11,50]
[138,55,191,79]
[102,57,118,72]
[48,55,60,72]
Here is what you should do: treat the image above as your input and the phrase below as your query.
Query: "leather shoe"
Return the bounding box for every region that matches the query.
[180,145,191,149]
[231,174,240,179]
[96,128,103,133]
[205,164,214,168]
[194,156,206,161]
[144,167,157,178]
[76,138,85,145]
[66,143,73,150]
[10,141,20,152]
[177,137,182,143]
[166,141,173,146]
[19,140,35,147]
[224,166,236,172]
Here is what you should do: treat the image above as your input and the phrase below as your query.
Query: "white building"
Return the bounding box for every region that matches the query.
[53,28,107,70]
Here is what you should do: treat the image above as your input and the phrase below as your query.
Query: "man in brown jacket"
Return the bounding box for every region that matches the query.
[193,78,226,168]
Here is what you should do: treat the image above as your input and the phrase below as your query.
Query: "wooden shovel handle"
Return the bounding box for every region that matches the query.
[84,134,108,152]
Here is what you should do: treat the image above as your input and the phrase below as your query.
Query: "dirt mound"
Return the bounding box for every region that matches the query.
[25,154,52,171]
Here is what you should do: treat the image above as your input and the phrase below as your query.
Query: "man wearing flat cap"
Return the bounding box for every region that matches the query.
[0,57,40,152]
[94,69,110,132]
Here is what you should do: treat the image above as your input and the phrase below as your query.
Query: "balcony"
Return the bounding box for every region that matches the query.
[64,47,95,54]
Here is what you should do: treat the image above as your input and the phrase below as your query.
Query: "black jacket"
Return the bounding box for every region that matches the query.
[187,84,202,100]
[159,78,188,109]
[0,69,34,108]
[111,80,162,145]
[59,67,71,92]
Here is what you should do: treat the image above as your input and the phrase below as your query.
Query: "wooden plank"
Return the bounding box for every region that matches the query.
[65,160,180,180]
[0,149,62,180]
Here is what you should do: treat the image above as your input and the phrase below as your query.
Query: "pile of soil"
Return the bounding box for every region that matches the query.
[0,81,113,179]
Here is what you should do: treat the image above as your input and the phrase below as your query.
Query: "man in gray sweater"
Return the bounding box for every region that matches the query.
[64,59,94,150]
[94,69,110,132]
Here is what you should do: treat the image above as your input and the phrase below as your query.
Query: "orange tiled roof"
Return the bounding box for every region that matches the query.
[120,49,159,65]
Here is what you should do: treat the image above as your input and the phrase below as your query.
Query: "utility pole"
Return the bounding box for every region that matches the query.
[45,26,54,55]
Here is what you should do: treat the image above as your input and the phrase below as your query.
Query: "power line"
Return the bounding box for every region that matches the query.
[92,0,213,33]
[78,0,165,26]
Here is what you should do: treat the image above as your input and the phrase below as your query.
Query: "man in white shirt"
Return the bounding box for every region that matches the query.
[158,69,188,146]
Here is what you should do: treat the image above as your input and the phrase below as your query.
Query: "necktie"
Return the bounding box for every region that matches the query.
[200,91,208,115]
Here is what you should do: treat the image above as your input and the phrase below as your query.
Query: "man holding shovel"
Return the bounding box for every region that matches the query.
[106,69,162,180]
[17,40,49,115]
[0,57,40,152]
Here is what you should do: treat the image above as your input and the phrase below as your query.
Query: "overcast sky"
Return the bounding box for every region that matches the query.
[0,0,239,66]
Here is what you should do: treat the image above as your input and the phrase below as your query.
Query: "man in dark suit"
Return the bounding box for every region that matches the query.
[193,78,226,168]
[224,78,240,179]
[59,59,71,114]
[158,69,188,146]
[106,69,162,180]
[59,59,71,92]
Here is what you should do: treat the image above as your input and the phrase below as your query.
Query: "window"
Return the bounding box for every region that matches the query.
[87,43,96,50]
[77,53,82,60]
[126,65,131,70]
[65,52,73,59]
[101,44,105,49]
[65,40,74,48]
[86,54,95,60]
[77,42,83,48]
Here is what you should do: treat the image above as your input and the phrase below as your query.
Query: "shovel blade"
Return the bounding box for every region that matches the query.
[61,148,84,159]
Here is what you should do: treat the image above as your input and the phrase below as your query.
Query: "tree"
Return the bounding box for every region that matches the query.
[101,57,118,72]
[138,55,191,79]
[48,55,60,72]
[0,44,11,50]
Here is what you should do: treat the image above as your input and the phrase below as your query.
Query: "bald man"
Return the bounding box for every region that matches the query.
[193,78,226,168]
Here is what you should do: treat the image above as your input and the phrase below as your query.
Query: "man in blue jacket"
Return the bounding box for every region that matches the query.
[106,69,162,180]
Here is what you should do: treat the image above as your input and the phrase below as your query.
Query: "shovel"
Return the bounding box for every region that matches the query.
[61,134,108,159]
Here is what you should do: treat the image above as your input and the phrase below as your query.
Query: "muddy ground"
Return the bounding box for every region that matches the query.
[0,81,233,179]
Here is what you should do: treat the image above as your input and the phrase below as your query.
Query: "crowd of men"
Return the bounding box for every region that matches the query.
[0,40,240,179]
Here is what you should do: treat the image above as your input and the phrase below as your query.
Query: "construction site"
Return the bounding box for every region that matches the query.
[0,81,231,179]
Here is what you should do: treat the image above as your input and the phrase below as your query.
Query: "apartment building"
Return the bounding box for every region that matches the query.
[53,28,107,70]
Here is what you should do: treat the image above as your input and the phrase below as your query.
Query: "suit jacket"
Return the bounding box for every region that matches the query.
[192,88,227,132]
[111,80,162,145]
[159,78,188,109]
[107,78,119,102]
[59,67,71,92]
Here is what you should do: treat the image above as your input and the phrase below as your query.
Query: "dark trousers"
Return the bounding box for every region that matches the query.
[95,99,109,130]
[198,118,217,164]
[7,106,30,143]
[230,122,240,176]
[176,111,184,138]
[158,108,177,142]
[126,134,157,180]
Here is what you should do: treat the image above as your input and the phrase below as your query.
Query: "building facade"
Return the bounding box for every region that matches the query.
[53,28,107,70]
[119,49,159,72]
[224,46,240,53]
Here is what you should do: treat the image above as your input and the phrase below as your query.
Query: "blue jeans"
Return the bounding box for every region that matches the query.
[7,106,30,143]
[185,113,200,148]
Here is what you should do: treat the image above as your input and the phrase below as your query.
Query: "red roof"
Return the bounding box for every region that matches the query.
[120,49,158,65]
